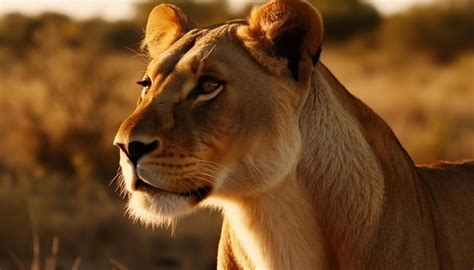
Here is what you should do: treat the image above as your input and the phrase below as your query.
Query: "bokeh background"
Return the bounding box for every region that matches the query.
[0,0,472,269]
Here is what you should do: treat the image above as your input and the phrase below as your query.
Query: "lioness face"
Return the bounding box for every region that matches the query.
[113,3,322,225]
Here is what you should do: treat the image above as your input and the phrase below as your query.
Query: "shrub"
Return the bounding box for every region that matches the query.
[310,0,382,42]
[378,5,474,62]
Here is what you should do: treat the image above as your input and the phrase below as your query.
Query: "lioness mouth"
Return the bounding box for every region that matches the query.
[135,178,212,199]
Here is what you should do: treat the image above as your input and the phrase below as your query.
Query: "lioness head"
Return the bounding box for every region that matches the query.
[114,1,323,226]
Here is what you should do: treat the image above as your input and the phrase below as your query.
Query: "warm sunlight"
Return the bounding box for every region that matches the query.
[366,0,438,14]
[0,0,439,20]
[1,0,472,268]
[0,0,135,20]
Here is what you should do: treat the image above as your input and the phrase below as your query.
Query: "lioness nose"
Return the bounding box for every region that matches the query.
[116,140,159,166]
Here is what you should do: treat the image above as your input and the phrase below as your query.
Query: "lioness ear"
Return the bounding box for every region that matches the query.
[241,0,323,82]
[143,4,193,58]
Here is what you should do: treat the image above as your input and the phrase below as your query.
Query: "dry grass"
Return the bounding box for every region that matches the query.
[1,47,471,269]
[323,48,474,163]
[0,4,472,268]
[0,44,221,269]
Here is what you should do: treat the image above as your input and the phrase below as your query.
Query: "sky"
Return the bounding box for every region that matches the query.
[0,0,441,21]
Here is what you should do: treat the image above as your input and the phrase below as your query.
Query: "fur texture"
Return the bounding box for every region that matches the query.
[114,1,474,269]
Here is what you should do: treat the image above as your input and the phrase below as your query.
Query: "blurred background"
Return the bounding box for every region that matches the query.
[0,0,472,269]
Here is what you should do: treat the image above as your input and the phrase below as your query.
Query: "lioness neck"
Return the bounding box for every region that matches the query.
[218,64,389,269]
[297,64,386,267]
[221,176,329,269]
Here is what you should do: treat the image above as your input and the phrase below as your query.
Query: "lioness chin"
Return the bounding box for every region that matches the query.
[113,1,474,269]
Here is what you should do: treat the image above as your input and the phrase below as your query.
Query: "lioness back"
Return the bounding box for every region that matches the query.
[417,160,474,268]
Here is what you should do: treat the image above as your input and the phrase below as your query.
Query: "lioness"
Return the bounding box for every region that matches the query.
[113,1,474,269]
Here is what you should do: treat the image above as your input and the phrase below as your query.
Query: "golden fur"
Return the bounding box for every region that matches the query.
[114,1,474,269]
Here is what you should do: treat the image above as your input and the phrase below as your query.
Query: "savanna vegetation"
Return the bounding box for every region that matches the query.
[0,0,472,269]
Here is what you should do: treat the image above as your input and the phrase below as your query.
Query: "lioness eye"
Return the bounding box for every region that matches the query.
[191,76,224,105]
[201,78,221,93]
[202,80,221,94]
[137,76,151,89]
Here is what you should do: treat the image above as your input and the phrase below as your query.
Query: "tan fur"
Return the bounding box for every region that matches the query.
[114,1,474,269]
[238,0,323,84]
[143,4,193,58]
